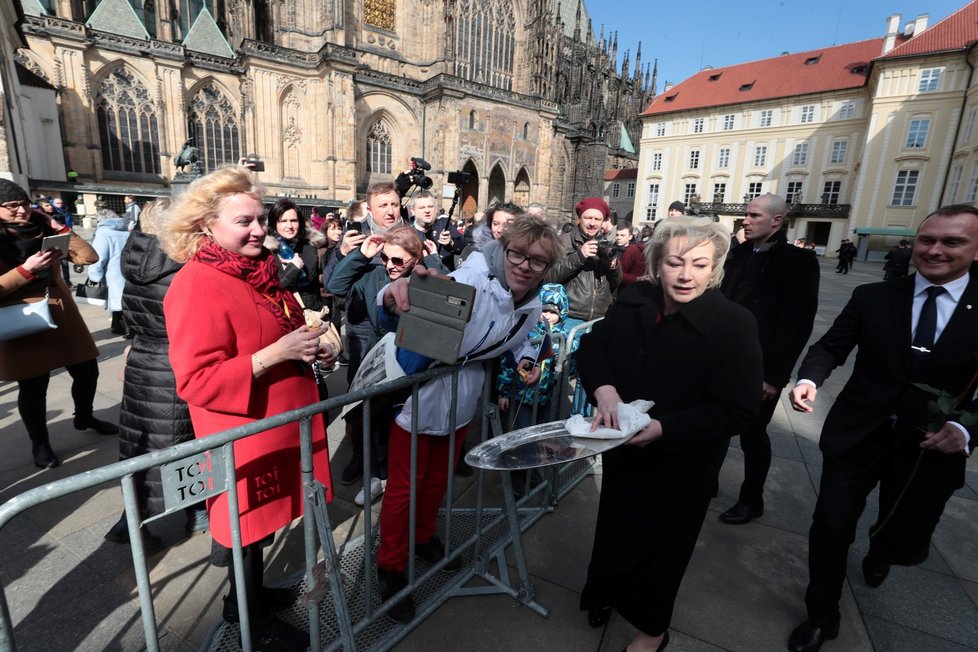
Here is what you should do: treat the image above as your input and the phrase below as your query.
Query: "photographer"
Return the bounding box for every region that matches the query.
[547,197,621,329]
[411,190,464,270]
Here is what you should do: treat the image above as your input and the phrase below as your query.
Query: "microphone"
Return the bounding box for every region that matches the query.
[410,157,431,171]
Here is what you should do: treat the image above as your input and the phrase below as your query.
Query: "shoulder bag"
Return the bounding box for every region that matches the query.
[0,286,58,341]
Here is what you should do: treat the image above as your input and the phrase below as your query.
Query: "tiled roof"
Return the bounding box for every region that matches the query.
[182,7,235,58]
[604,168,638,181]
[85,0,149,40]
[879,1,978,59]
[641,38,884,116]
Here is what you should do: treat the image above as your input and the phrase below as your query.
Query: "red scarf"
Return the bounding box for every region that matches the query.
[193,238,304,336]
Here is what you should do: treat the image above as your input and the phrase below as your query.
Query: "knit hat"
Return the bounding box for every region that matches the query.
[0,179,29,204]
[668,200,686,214]
[574,197,610,219]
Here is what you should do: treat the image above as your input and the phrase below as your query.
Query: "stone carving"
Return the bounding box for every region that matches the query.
[282,117,302,146]
[174,137,201,174]
[364,0,395,32]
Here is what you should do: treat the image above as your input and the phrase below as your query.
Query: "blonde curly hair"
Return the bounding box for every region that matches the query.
[159,166,265,262]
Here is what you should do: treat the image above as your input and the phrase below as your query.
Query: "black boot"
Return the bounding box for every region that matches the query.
[110,311,128,336]
[73,413,119,435]
[30,438,60,469]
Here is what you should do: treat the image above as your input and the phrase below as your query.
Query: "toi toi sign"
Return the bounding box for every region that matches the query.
[161,449,228,511]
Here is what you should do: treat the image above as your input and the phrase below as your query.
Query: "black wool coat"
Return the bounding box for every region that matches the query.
[118,231,194,514]
[577,282,762,633]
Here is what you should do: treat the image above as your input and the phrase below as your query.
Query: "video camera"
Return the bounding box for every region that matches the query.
[395,157,433,197]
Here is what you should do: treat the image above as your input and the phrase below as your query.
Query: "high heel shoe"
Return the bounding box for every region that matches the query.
[623,630,670,652]
[588,605,612,627]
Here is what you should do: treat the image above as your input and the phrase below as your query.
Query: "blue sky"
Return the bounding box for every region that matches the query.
[585,1,969,89]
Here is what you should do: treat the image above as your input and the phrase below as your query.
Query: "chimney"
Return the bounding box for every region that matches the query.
[913,13,929,36]
[663,81,674,92]
[883,13,901,54]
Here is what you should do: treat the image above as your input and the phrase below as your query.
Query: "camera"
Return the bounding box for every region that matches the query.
[593,237,618,264]
[344,220,362,234]
[395,157,433,196]
[448,171,473,186]
[243,156,265,172]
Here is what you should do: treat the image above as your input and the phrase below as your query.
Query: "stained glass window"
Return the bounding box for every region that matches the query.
[366,121,392,174]
[187,83,240,172]
[454,0,515,91]
[96,67,160,174]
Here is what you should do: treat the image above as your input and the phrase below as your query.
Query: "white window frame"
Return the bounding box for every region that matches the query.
[656,122,666,137]
[683,183,697,205]
[693,118,704,133]
[891,170,920,206]
[611,183,621,198]
[786,181,804,203]
[712,182,726,203]
[966,163,978,202]
[647,183,660,218]
[722,114,735,130]
[837,100,855,120]
[947,164,964,203]
[792,142,809,166]
[626,182,636,198]
[747,182,763,199]
[759,110,772,127]
[689,149,700,169]
[753,145,767,167]
[906,118,930,148]
[800,105,815,123]
[965,108,978,142]
[918,68,943,93]
[830,139,848,165]
[652,152,662,171]
[718,147,730,168]
[823,180,841,204]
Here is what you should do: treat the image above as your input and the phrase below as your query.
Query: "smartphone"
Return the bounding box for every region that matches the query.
[344,220,362,234]
[41,233,71,256]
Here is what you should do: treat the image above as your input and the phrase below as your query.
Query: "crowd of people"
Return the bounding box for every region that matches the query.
[2,165,976,652]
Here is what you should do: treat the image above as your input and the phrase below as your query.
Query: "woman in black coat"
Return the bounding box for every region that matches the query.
[578,217,762,652]
[265,198,326,312]
[105,199,208,544]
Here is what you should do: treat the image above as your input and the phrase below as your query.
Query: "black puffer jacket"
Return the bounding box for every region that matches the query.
[118,231,194,515]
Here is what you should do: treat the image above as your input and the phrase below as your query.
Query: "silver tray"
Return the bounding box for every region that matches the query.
[465,419,630,471]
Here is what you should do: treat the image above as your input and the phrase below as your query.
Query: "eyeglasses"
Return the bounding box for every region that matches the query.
[505,248,550,272]
[0,200,30,212]
[381,253,415,268]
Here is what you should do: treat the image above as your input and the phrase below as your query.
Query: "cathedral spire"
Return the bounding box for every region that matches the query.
[612,31,618,62]
[573,0,581,40]
[651,59,658,95]
[622,49,630,78]
[634,42,642,80]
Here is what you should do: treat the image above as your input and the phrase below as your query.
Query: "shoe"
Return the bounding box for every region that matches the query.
[455,457,473,477]
[415,536,463,571]
[588,605,611,627]
[621,630,669,652]
[248,615,308,651]
[354,477,385,506]
[223,587,298,624]
[862,553,890,588]
[788,620,838,652]
[73,415,119,435]
[31,441,60,469]
[377,567,415,624]
[340,458,362,485]
[104,512,163,548]
[336,355,349,367]
[184,507,209,534]
[718,501,763,525]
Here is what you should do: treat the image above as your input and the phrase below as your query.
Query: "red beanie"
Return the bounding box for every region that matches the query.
[574,197,610,219]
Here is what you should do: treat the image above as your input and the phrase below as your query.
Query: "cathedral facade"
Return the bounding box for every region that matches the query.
[12,0,653,218]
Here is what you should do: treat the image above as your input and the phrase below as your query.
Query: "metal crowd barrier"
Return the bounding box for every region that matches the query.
[0,321,602,652]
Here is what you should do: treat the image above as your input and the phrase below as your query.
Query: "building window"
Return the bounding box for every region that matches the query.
[965,108,978,142]
[652,152,662,171]
[966,163,978,202]
[947,164,963,203]
[823,180,841,204]
[745,182,763,200]
[683,183,697,205]
[759,109,772,127]
[522,122,529,139]
[792,142,808,166]
[712,182,726,203]
[891,170,919,206]
[837,100,855,120]
[718,147,730,168]
[366,120,392,174]
[612,183,621,198]
[96,66,160,174]
[786,181,804,203]
[906,118,930,148]
[830,139,848,165]
[753,145,767,167]
[918,68,942,92]
[454,0,516,91]
[656,122,666,137]
[175,0,224,39]
[689,149,700,169]
[722,114,735,130]
[626,182,635,198]
[800,105,815,123]
[693,118,704,133]
[646,183,660,218]
[187,83,240,174]
[469,110,477,130]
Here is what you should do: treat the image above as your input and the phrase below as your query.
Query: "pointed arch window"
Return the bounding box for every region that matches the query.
[366,120,392,175]
[96,67,160,174]
[454,0,515,91]
[188,83,240,172]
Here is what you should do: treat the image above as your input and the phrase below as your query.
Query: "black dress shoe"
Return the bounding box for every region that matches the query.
[31,442,60,469]
[718,501,763,525]
[862,553,890,588]
[588,605,611,627]
[788,620,838,652]
[73,415,119,435]
[377,567,415,624]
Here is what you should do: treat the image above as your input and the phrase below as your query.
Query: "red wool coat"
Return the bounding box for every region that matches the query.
[164,259,332,548]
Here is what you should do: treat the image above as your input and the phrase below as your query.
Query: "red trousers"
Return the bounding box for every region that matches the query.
[376,423,468,572]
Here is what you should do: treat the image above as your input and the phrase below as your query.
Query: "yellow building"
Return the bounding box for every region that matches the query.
[6,0,652,218]
[634,3,978,257]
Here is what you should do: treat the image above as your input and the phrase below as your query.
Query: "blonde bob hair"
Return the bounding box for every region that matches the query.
[159,166,265,262]
[136,197,171,237]
[644,217,730,288]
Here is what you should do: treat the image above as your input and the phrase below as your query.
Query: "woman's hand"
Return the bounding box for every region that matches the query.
[626,419,663,447]
[360,234,385,259]
[290,256,305,270]
[340,231,367,256]
[423,239,438,256]
[22,249,61,274]
[316,339,339,367]
[591,385,622,431]
[278,325,326,364]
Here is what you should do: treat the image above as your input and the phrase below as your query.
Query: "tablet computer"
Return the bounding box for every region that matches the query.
[396,274,475,365]
[41,233,71,256]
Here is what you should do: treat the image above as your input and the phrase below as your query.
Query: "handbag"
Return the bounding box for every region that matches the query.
[294,292,343,355]
[75,280,108,306]
[0,287,58,341]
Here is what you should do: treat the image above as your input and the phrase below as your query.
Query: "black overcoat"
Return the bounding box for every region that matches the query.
[577,282,762,635]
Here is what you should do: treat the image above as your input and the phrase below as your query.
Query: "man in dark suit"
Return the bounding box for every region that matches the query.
[718,193,820,524]
[787,204,978,652]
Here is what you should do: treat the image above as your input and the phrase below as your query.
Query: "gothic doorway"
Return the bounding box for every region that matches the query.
[514,167,530,208]
[488,163,506,206]
[460,160,479,218]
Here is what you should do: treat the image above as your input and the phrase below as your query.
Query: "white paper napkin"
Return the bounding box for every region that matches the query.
[565,399,655,440]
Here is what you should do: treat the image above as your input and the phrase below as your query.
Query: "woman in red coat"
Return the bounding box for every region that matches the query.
[161,166,336,649]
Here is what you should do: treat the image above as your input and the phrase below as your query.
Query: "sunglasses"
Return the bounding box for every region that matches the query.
[381,253,415,268]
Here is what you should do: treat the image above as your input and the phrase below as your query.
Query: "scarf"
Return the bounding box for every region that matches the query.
[0,217,51,283]
[275,236,310,288]
[193,238,304,336]
[365,214,399,236]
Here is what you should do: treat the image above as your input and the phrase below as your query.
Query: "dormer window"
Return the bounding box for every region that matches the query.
[709,72,722,81]
[805,55,822,65]
[739,81,754,91]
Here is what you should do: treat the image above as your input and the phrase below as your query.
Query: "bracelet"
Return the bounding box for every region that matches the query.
[253,353,267,371]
